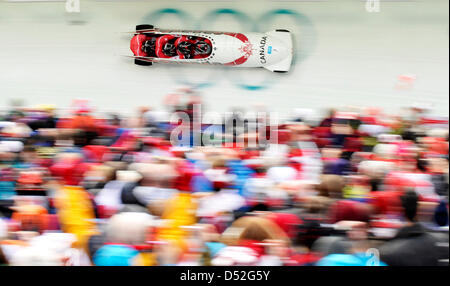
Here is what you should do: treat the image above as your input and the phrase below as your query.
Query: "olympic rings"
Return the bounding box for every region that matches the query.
[140,8,317,91]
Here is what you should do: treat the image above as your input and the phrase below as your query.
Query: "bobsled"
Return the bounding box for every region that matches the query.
[129,25,293,73]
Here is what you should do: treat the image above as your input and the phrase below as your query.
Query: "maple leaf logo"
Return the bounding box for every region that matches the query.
[239,41,253,58]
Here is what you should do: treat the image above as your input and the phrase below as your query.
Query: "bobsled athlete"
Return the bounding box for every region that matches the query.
[156,35,178,58]
[175,36,196,59]
[141,38,157,57]
[192,40,212,59]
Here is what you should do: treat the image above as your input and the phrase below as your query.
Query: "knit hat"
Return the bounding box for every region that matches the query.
[211,246,259,266]
[50,156,88,185]
[266,213,302,239]
[106,212,154,245]
[0,140,24,153]
[203,168,236,190]
[328,200,372,223]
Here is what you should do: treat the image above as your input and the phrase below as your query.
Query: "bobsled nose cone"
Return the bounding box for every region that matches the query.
[268,44,288,61]
[276,45,288,55]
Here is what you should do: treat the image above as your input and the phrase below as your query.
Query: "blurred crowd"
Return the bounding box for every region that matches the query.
[0,96,448,266]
